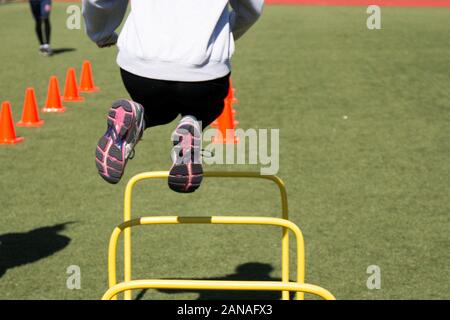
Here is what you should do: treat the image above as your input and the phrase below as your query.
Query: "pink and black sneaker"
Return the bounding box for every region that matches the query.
[95,100,145,184]
[168,116,203,193]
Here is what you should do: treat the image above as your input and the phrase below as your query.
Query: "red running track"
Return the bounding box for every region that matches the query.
[54,0,450,6]
[265,0,450,7]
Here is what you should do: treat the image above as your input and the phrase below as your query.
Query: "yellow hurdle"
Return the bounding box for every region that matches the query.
[104,171,335,300]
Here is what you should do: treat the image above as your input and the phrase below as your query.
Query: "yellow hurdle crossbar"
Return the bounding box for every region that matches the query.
[121,171,293,300]
[102,280,336,300]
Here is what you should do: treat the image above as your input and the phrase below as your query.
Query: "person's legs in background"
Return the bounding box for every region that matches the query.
[40,0,52,55]
[29,0,52,55]
[29,1,44,50]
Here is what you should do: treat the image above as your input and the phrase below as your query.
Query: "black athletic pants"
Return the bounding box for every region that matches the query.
[120,68,230,130]
[29,0,52,45]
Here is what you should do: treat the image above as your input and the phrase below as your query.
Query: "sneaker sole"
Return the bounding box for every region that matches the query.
[168,122,203,193]
[95,100,136,184]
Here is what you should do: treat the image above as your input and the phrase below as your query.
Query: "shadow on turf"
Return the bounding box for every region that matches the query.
[0,223,73,278]
[135,262,290,300]
[51,48,77,55]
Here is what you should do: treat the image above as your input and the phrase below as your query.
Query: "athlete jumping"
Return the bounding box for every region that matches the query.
[83,0,264,193]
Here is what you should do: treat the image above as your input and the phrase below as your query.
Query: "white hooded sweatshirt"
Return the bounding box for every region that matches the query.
[82,0,264,82]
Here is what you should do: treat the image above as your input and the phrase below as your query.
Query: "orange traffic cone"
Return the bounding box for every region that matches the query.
[17,88,45,127]
[212,98,239,144]
[212,79,238,128]
[212,79,239,144]
[229,79,239,104]
[0,101,24,145]
[42,76,66,113]
[63,68,85,102]
[228,81,239,126]
[79,60,100,93]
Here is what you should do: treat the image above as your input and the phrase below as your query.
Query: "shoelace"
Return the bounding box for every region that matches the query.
[200,149,215,158]
[128,149,136,160]
[128,121,144,161]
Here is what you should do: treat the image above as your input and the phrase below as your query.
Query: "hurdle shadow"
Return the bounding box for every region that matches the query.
[135,262,292,300]
[51,48,77,56]
[0,222,73,278]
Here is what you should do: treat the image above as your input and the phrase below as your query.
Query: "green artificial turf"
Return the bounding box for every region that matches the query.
[0,3,449,299]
